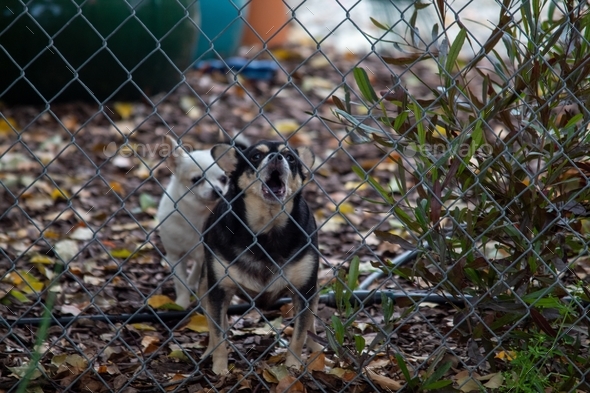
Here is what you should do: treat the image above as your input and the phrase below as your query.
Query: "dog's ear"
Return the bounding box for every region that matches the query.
[162,136,187,170]
[212,143,238,173]
[296,147,315,177]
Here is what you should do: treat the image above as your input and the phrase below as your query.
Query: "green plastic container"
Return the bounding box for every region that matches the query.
[194,0,248,60]
[0,0,199,104]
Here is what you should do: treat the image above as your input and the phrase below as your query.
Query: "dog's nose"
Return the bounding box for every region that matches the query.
[268,153,283,162]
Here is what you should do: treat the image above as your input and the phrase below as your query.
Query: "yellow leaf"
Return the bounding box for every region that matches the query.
[168,350,190,362]
[131,323,157,331]
[344,181,368,191]
[338,202,355,215]
[113,102,134,120]
[274,119,300,134]
[109,248,133,259]
[483,373,504,389]
[266,365,289,382]
[0,116,18,135]
[434,124,448,138]
[66,354,88,369]
[147,294,183,310]
[5,271,23,285]
[495,350,517,361]
[50,187,70,201]
[262,368,279,383]
[185,313,209,332]
[270,48,302,61]
[14,270,44,294]
[51,354,67,366]
[8,363,43,380]
[43,230,61,239]
[30,254,54,264]
[9,288,31,303]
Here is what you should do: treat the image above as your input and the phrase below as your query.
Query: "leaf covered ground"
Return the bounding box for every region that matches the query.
[1,47,589,392]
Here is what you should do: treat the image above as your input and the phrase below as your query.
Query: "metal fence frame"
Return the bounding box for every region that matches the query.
[1,0,590,392]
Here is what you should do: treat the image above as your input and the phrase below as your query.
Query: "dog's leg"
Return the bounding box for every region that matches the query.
[203,285,232,375]
[164,250,191,309]
[285,292,319,368]
[187,244,204,294]
[305,293,323,353]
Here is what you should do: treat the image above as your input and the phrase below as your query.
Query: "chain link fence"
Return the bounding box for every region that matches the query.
[2,0,590,392]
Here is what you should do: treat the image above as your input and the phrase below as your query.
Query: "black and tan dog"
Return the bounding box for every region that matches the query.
[199,140,322,374]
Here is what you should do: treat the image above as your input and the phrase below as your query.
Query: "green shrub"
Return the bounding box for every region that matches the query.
[334,0,590,389]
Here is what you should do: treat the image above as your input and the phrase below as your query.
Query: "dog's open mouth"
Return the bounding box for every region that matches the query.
[262,170,286,201]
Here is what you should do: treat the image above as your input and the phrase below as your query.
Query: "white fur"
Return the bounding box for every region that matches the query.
[156,144,229,309]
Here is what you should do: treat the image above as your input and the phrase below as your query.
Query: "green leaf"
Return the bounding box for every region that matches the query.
[445,28,466,74]
[331,315,345,345]
[395,353,413,384]
[423,360,452,388]
[354,334,365,354]
[325,328,341,356]
[423,379,453,390]
[353,67,379,104]
[335,109,388,136]
[9,289,31,303]
[352,165,394,205]
[139,192,157,212]
[415,2,431,10]
[347,256,360,291]
[370,17,388,30]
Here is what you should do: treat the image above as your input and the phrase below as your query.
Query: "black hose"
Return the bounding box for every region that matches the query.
[3,289,587,327]
[2,289,460,327]
[358,248,419,290]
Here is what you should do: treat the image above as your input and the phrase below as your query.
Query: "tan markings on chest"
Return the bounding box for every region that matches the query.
[211,253,316,297]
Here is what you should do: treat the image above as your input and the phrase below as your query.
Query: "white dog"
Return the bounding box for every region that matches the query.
[156,136,248,309]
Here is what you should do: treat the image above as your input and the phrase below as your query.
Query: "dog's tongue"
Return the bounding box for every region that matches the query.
[265,171,285,197]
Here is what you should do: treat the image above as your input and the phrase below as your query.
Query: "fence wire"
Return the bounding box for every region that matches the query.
[1,0,590,392]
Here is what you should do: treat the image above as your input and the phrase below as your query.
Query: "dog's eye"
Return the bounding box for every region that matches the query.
[251,153,262,161]
[191,176,202,184]
[220,175,228,185]
[285,153,296,163]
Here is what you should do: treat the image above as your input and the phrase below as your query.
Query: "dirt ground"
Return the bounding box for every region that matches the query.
[0,47,537,392]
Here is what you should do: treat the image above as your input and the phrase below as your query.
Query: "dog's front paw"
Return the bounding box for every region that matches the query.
[212,360,229,375]
[284,354,302,369]
[175,295,191,310]
[306,339,323,354]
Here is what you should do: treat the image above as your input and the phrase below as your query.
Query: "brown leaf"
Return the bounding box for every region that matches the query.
[306,352,325,371]
[381,54,430,65]
[276,375,305,393]
[365,369,403,391]
[374,230,415,251]
[530,308,557,338]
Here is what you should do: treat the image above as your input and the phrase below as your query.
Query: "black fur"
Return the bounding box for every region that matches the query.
[199,141,321,373]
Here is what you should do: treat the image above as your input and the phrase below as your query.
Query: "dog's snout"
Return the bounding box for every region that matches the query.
[268,152,283,162]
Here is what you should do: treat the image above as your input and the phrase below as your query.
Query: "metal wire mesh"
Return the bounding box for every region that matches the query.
[1,0,590,392]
